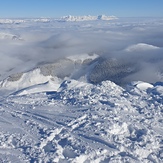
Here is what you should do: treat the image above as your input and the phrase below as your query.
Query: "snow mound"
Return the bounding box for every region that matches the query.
[129,81,154,91]
[53,79,125,106]
[13,80,60,96]
[0,69,61,95]
[60,15,118,21]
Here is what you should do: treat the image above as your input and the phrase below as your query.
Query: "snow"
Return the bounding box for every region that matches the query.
[14,80,60,96]
[129,81,154,91]
[135,82,153,91]
[60,15,118,21]
[0,78,162,162]
[0,69,61,95]
[0,17,163,162]
[0,15,117,25]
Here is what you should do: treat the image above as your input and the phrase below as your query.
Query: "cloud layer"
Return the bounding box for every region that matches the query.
[0,18,163,84]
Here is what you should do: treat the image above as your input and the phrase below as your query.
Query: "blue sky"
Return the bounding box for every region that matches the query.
[0,0,163,18]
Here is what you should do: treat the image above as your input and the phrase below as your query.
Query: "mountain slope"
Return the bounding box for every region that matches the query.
[0,79,162,162]
[1,52,163,97]
[0,53,98,96]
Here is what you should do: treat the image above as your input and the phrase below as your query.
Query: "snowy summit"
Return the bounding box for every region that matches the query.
[60,15,118,21]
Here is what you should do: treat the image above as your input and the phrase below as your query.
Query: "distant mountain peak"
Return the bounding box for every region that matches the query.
[60,15,118,22]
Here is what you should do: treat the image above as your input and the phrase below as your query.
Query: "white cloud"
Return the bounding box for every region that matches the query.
[0,18,163,84]
[125,43,160,52]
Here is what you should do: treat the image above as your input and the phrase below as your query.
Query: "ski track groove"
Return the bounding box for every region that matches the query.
[0,105,39,142]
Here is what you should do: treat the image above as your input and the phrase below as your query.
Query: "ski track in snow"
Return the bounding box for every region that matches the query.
[0,80,162,162]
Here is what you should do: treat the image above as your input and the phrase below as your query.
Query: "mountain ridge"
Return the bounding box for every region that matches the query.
[60,15,118,21]
[0,15,118,24]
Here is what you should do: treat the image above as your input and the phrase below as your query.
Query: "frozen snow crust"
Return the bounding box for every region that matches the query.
[0,78,162,162]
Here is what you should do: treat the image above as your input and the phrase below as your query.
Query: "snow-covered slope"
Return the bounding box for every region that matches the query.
[0,53,98,95]
[0,79,162,162]
[0,69,61,95]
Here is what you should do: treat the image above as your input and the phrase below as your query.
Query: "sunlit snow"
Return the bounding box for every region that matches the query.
[0,16,163,162]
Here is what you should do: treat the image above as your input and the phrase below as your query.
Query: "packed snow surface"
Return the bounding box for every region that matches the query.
[0,78,162,162]
[0,17,163,162]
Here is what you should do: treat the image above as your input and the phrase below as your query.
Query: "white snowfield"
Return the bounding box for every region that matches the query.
[0,75,162,162]
[0,17,163,162]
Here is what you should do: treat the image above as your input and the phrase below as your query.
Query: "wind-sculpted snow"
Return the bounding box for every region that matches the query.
[0,79,162,162]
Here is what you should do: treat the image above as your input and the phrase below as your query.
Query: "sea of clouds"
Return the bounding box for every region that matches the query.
[0,17,163,84]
